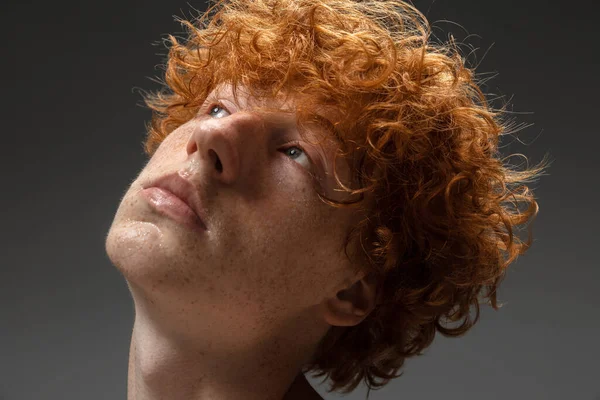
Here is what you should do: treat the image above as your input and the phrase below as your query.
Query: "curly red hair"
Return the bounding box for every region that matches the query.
[141,0,549,395]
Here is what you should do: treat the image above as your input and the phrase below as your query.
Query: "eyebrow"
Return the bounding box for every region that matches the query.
[304,113,344,146]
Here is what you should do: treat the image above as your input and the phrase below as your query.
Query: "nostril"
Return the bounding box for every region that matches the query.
[208,149,223,173]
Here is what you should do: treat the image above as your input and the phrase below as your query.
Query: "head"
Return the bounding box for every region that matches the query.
[106,0,546,395]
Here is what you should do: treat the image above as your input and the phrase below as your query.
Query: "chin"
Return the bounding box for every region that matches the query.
[105,218,167,279]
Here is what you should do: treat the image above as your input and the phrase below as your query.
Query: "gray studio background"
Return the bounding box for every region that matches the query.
[1,0,598,399]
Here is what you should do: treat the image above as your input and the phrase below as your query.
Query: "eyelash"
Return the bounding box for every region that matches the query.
[204,102,317,173]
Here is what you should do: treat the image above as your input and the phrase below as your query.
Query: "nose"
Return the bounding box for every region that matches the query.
[185,111,266,185]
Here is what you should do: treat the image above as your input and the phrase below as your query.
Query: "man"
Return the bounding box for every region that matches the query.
[105,0,546,399]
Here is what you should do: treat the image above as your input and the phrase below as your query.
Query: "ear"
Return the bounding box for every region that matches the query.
[320,271,378,327]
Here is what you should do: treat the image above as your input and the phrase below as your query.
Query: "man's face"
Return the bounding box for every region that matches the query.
[105,83,363,333]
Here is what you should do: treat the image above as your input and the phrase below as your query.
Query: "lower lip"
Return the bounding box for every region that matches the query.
[140,187,206,232]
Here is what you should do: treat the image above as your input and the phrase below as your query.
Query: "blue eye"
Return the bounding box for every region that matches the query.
[208,104,230,119]
[285,146,303,159]
[282,145,312,170]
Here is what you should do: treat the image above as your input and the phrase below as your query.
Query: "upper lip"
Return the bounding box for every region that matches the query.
[144,172,207,229]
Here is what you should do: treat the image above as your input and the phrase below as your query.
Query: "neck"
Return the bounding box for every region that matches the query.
[126,288,328,400]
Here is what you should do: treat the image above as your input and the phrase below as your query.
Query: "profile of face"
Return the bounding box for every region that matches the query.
[105,83,369,347]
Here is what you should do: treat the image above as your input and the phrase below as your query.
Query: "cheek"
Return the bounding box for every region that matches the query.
[241,189,347,302]
[264,170,333,235]
[146,124,194,166]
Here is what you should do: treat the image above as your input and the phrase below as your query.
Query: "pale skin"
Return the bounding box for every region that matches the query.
[105,83,377,400]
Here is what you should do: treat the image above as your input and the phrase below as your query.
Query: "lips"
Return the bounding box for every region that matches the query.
[143,172,207,230]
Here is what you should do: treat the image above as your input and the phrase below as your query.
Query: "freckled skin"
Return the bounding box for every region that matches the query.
[105,84,371,400]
